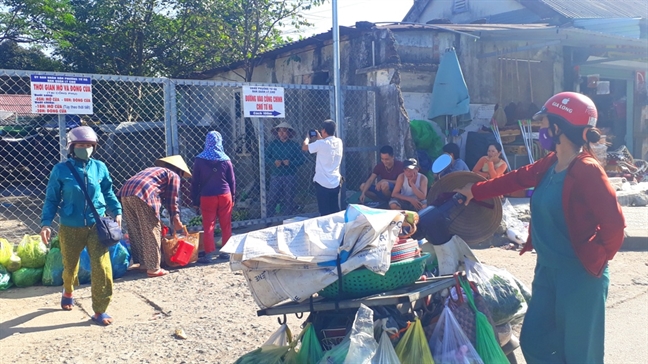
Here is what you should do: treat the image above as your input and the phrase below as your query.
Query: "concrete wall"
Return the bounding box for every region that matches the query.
[418,0,525,23]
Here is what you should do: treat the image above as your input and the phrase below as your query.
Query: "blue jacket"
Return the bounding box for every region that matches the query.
[42,158,122,228]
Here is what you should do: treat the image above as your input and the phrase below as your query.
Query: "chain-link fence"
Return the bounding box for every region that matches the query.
[0,69,378,242]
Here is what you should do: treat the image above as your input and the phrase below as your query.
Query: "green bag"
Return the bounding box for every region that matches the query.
[12,267,43,288]
[0,265,12,290]
[394,318,435,364]
[17,235,48,268]
[234,346,289,364]
[294,323,324,364]
[460,276,508,364]
[42,248,64,286]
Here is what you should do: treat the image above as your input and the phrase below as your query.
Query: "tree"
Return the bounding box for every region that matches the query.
[218,0,324,82]
[0,0,74,45]
[0,40,63,71]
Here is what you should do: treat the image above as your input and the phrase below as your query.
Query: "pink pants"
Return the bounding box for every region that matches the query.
[200,194,233,254]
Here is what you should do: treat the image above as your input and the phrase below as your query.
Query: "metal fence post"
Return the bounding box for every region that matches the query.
[338,89,347,210]
[58,114,67,161]
[164,78,179,155]
[255,118,267,219]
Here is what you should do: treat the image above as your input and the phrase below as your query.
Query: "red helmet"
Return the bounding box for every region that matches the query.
[533,92,598,127]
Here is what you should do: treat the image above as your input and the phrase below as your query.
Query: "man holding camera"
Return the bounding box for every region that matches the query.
[302,119,343,216]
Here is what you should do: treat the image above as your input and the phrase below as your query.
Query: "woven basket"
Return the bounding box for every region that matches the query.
[318,253,429,299]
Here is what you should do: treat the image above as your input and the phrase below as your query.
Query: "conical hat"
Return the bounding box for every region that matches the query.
[155,155,192,178]
[426,171,502,245]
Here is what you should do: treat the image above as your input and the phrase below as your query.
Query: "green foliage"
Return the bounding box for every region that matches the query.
[0,41,63,71]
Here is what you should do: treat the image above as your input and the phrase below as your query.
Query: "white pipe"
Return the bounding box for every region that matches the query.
[332,0,343,132]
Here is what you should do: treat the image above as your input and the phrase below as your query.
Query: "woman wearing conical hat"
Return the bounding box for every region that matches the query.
[118,155,191,277]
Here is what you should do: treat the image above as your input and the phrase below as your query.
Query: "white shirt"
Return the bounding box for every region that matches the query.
[308,136,343,189]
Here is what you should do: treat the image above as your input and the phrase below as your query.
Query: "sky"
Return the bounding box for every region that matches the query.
[282,0,416,38]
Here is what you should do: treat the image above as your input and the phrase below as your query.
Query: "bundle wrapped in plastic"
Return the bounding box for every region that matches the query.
[465,258,529,325]
[12,267,43,287]
[0,238,13,267]
[395,318,435,364]
[235,324,294,364]
[0,265,12,290]
[371,331,400,364]
[17,235,48,268]
[42,248,64,286]
[318,304,377,364]
[429,306,483,364]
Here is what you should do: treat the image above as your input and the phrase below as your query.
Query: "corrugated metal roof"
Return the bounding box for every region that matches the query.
[0,95,33,115]
[538,0,648,19]
[487,9,543,24]
[573,18,642,38]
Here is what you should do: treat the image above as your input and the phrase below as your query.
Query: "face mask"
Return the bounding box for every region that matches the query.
[538,128,555,151]
[74,147,93,160]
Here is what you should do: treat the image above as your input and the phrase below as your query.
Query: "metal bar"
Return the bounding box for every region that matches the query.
[256,277,455,316]
[256,118,267,219]
[332,0,343,129]
[58,114,67,161]
[0,68,167,83]
[167,80,180,155]
[163,79,174,156]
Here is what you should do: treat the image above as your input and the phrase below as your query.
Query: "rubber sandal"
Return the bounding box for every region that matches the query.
[91,312,113,326]
[147,269,169,278]
[61,294,74,311]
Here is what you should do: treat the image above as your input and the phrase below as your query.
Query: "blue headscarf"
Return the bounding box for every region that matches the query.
[197,131,230,161]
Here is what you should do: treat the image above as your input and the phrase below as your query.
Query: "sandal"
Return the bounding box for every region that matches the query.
[147,269,169,278]
[61,294,74,311]
[92,312,113,326]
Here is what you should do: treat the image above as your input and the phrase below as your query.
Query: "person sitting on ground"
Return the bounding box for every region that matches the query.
[438,142,470,178]
[359,145,403,203]
[389,158,428,211]
[472,143,507,179]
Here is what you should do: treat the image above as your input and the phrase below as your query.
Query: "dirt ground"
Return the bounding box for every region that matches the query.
[1,243,646,364]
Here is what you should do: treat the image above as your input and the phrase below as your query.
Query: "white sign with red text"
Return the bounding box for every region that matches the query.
[242,86,285,118]
[30,74,93,115]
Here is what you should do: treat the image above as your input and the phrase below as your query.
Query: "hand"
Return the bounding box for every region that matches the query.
[40,226,52,245]
[454,183,474,206]
[359,193,366,203]
[115,215,122,228]
[275,160,282,167]
[172,214,183,232]
[282,160,289,166]
[411,199,423,210]
[488,155,499,163]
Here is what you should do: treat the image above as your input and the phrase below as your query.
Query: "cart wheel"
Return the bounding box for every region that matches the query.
[506,351,518,364]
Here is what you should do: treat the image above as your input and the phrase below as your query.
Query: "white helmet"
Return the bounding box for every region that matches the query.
[66,126,98,149]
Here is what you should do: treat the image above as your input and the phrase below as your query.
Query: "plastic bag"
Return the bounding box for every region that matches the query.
[12,267,43,287]
[459,276,508,364]
[234,346,290,364]
[42,248,64,286]
[295,323,324,364]
[50,235,61,250]
[319,304,377,364]
[17,234,48,268]
[109,241,130,279]
[0,238,13,267]
[394,318,435,364]
[78,248,92,284]
[371,331,401,364]
[465,258,528,325]
[264,324,293,347]
[6,253,21,273]
[429,306,483,364]
[0,265,12,290]
[344,304,378,364]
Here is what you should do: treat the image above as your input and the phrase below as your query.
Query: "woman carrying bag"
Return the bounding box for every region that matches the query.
[40,126,122,326]
[456,92,625,363]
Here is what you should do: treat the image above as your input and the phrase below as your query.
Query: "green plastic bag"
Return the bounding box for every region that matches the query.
[395,317,435,364]
[0,265,12,290]
[0,238,12,267]
[6,253,21,273]
[17,235,48,268]
[42,248,64,286]
[12,267,43,287]
[50,235,61,250]
[460,276,508,364]
[410,119,443,159]
[295,323,324,364]
[234,345,289,364]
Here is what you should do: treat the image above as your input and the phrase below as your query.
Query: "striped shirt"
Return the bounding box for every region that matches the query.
[118,167,181,217]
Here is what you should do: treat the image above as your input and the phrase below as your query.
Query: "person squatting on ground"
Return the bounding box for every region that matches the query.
[302,119,343,216]
[389,158,428,211]
[456,92,625,363]
[438,142,470,178]
[359,145,403,204]
[472,142,507,179]
[265,122,304,216]
[118,155,191,278]
[40,126,122,326]
[191,131,236,263]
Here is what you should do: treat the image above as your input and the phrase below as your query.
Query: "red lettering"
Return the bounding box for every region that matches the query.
[256,103,263,110]
[245,95,256,102]
[33,84,44,90]
[273,96,283,102]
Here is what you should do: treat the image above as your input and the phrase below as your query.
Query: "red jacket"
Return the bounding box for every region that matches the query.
[471,152,625,277]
